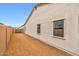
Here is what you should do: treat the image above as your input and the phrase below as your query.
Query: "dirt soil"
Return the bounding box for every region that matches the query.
[5,33,71,56]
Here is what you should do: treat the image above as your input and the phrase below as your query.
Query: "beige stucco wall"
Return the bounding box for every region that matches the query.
[24,4,79,55]
[0,24,13,55]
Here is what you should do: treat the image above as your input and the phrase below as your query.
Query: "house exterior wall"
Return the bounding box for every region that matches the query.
[23,4,79,55]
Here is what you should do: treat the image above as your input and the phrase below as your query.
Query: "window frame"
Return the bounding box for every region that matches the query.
[53,19,64,37]
[37,24,41,34]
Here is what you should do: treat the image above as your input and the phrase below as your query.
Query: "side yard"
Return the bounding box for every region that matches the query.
[5,33,71,56]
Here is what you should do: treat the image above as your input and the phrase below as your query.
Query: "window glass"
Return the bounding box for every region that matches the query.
[37,24,41,34]
[53,19,64,37]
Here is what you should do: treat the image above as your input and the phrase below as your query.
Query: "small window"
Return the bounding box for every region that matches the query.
[53,19,64,37]
[37,24,41,34]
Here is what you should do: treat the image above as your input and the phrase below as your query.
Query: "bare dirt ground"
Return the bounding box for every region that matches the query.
[5,33,71,56]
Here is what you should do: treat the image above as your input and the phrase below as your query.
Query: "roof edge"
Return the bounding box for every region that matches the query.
[19,3,49,29]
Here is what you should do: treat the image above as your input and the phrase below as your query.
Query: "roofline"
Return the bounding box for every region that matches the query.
[18,4,38,28]
[19,3,49,28]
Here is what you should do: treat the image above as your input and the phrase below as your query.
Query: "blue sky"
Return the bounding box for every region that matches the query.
[0,3,36,27]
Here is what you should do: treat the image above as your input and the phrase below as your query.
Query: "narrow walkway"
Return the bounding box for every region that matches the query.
[5,33,71,56]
